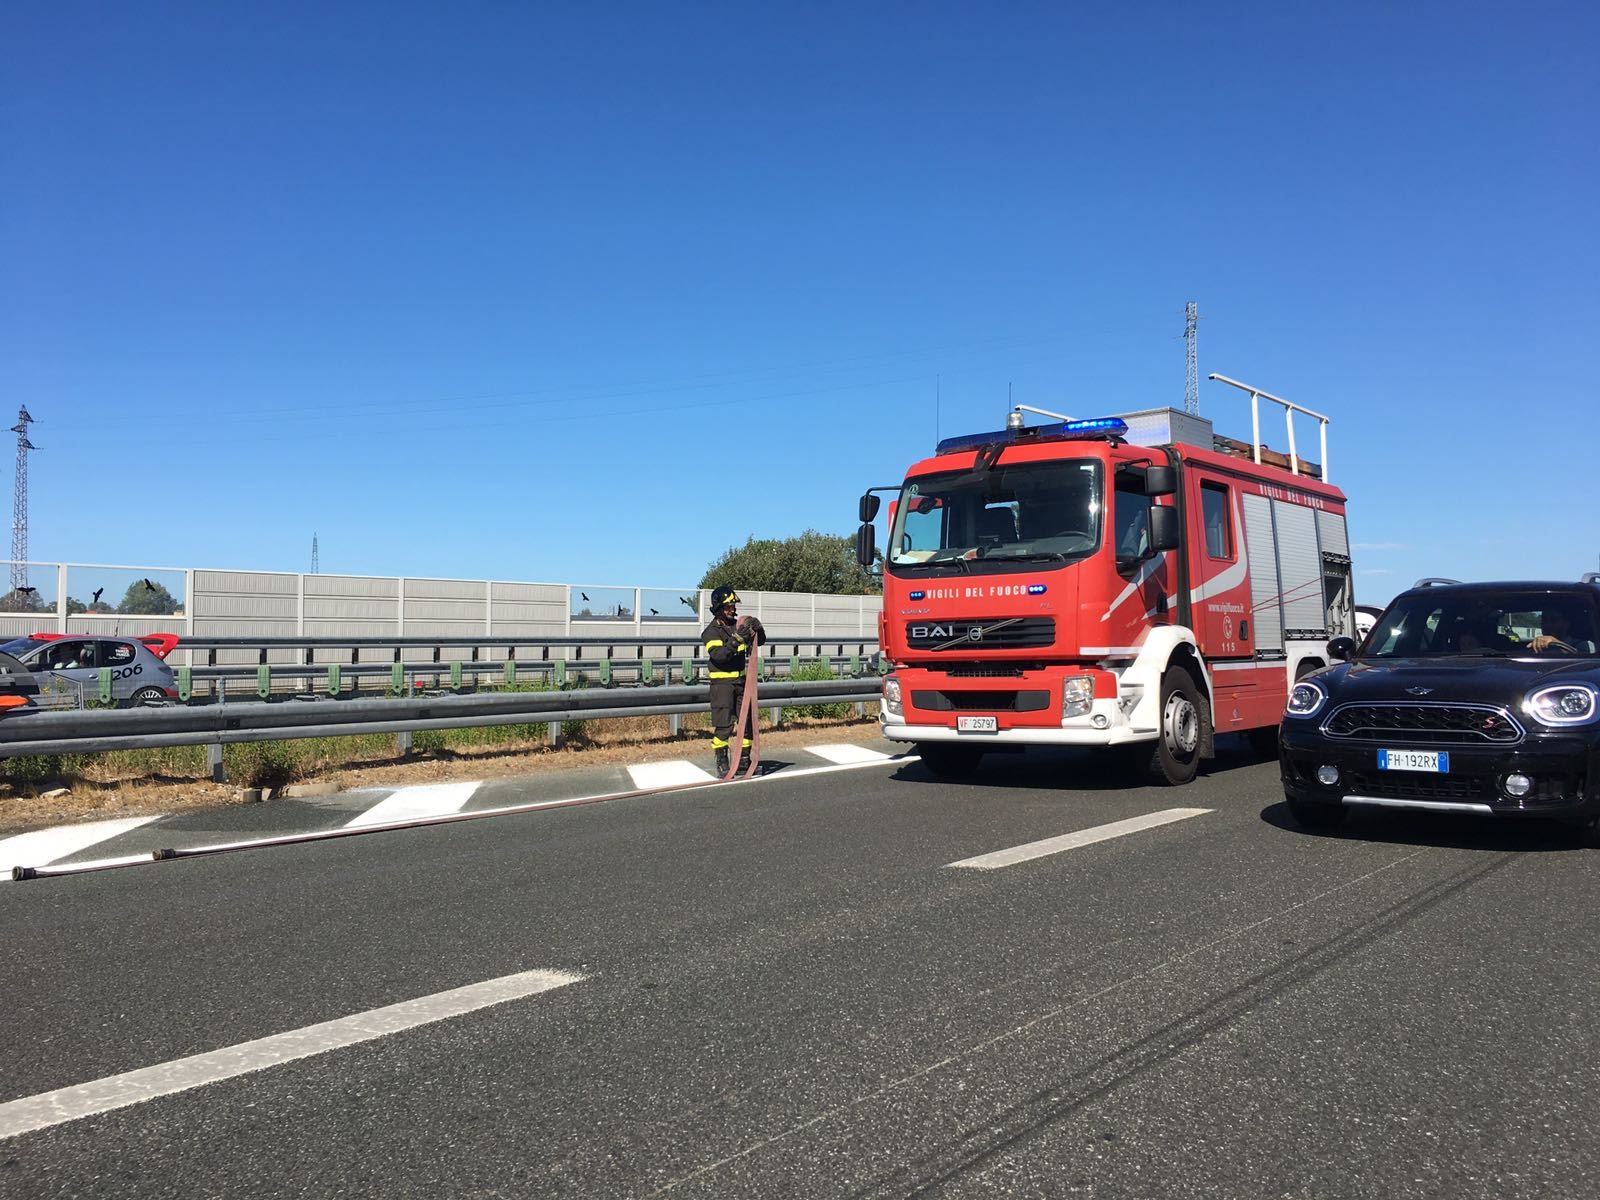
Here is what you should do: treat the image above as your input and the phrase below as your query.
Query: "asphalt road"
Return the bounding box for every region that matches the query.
[3,739,1598,1198]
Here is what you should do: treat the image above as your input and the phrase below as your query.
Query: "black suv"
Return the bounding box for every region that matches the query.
[1280,578,1600,833]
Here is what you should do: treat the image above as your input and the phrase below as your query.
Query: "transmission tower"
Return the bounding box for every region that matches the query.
[10,406,35,590]
[1183,302,1200,415]
[311,533,320,575]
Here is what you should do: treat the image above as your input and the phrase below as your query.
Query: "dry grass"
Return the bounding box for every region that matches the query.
[0,707,883,834]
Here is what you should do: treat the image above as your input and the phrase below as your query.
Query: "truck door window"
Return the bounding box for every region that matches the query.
[1201,483,1232,559]
[1113,476,1151,560]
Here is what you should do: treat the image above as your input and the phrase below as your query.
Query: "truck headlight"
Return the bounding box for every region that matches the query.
[1286,681,1326,718]
[883,675,903,717]
[1062,674,1094,719]
[1526,684,1598,726]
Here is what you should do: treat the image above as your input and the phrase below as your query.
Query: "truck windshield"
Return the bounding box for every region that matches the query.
[887,459,1102,572]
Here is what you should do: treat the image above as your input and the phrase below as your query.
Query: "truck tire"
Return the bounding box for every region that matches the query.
[1147,666,1205,786]
[916,743,984,779]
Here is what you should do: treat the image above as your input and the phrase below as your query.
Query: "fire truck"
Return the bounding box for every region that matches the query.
[853,375,1357,785]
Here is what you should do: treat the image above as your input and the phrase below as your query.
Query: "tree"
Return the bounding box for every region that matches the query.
[115,580,180,615]
[699,530,879,596]
[65,597,115,615]
[0,588,50,614]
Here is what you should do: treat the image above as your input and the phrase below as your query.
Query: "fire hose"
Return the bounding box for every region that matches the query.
[722,623,763,782]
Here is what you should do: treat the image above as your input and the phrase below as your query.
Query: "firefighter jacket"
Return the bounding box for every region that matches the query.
[702,618,767,679]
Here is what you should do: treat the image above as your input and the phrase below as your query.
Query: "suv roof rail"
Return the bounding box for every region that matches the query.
[1412,577,1461,588]
[1583,572,1600,585]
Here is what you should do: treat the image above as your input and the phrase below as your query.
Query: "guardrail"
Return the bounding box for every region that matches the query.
[169,635,881,702]
[0,678,886,781]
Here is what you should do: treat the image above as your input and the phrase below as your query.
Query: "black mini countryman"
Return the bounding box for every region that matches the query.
[1280,578,1600,833]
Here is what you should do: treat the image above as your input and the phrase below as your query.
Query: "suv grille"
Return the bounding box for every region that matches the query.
[904,618,1054,651]
[1323,703,1523,744]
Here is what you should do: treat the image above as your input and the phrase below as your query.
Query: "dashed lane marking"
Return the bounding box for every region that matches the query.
[946,808,1214,870]
[804,743,894,765]
[627,760,717,789]
[0,816,162,882]
[0,968,585,1140]
[344,780,483,829]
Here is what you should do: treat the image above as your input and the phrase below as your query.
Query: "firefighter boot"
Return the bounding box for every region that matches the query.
[736,743,752,776]
[715,747,731,777]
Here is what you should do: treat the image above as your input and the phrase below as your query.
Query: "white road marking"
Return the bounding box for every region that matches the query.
[946,808,1213,870]
[627,760,716,789]
[0,816,162,881]
[0,968,584,1140]
[344,781,482,828]
[804,743,893,765]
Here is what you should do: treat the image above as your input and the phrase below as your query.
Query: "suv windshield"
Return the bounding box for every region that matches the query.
[1364,590,1600,659]
[887,459,1101,573]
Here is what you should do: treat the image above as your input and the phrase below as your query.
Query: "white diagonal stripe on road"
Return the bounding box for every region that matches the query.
[627,760,716,789]
[0,816,162,881]
[0,968,585,1140]
[946,808,1213,870]
[804,744,892,765]
[344,781,482,828]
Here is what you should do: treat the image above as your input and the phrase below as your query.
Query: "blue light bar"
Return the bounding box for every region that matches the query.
[935,416,1129,456]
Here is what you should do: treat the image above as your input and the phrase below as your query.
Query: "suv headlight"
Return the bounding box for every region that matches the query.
[1286,681,1326,718]
[1062,674,1094,719]
[882,675,902,717]
[1525,684,1598,726]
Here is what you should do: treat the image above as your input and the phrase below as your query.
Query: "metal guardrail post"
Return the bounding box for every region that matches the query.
[178,666,192,703]
[640,658,653,684]
[257,665,271,700]
[553,659,566,688]
[547,721,562,748]
[206,743,225,783]
[391,662,404,693]
[450,661,463,690]
[669,713,681,735]
[98,668,112,706]
[769,704,782,725]
[680,657,693,684]
[395,731,413,756]
[599,658,611,686]
[504,659,516,686]
[326,664,341,696]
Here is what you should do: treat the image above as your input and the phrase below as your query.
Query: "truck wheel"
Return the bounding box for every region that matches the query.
[1148,666,1205,785]
[916,743,984,779]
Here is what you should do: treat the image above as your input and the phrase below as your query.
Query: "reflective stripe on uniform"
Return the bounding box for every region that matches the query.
[709,670,741,679]
[704,639,724,648]
[712,736,729,748]
[741,738,752,749]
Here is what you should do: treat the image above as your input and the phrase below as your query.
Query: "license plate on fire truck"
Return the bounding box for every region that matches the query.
[957,716,999,733]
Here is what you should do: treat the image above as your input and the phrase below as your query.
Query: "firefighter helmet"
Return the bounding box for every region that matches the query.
[710,586,740,611]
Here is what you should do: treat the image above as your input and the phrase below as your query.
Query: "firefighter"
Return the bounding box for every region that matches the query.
[702,586,767,775]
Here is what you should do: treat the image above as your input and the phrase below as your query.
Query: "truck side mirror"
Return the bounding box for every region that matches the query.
[1148,505,1180,552]
[1327,636,1356,661]
[1144,466,1176,497]
[858,493,881,523]
[855,522,877,568]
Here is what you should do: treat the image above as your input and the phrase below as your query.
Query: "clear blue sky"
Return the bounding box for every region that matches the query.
[4,1,1595,604]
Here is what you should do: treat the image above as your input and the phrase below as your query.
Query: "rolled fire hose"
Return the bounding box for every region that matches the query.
[722,627,762,782]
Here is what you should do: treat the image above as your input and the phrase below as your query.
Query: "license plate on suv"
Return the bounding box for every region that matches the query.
[957,716,998,733]
[1378,749,1449,773]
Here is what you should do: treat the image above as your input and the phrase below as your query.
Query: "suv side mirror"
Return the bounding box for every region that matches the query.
[1144,466,1176,497]
[1148,505,1180,553]
[1327,636,1356,661]
[859,493,881,523]
[855,522,877,568]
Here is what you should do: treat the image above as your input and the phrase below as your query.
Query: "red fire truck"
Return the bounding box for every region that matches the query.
[854,375,1357,785]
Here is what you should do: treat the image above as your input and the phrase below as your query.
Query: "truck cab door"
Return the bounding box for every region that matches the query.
[1189,474,1249,658]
